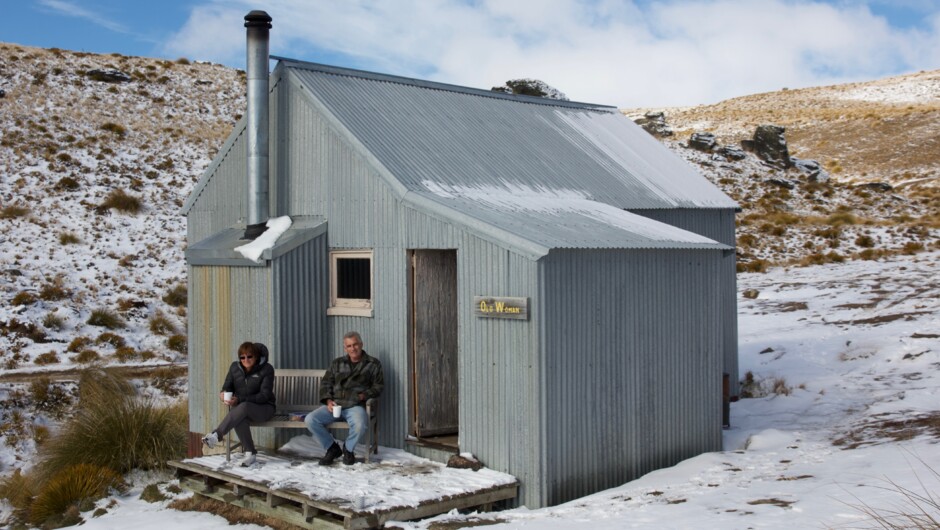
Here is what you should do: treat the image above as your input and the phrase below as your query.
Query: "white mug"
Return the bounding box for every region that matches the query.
[223,391,233,402]
[333,404,342,418]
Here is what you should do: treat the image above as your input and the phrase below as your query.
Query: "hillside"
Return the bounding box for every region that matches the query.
[625,70,939,271]
[0,43,244,375]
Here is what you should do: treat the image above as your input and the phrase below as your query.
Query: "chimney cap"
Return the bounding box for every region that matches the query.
[245,10,272,28]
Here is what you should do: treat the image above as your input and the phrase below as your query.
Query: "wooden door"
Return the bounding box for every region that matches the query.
[411,250,458,437]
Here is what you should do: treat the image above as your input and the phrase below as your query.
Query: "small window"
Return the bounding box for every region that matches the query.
[328,250,373,317]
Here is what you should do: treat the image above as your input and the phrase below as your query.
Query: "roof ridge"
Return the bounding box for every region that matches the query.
[271,55,615,110]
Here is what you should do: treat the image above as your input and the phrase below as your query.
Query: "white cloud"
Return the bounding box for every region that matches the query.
[37,0,129,34]
[163,0,940,108]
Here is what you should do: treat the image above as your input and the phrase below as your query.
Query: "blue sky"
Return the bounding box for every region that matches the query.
[4,0,939,107]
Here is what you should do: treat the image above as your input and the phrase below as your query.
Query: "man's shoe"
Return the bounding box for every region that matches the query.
[201,431,219,449]
[342,447,356,466]
[318,442,342,466]
[239,452,256,467]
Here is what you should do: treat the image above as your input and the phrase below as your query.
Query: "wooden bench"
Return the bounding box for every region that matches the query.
[225,369,379,462]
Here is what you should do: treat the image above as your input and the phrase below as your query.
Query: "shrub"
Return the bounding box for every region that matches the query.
[0,204,29,219]
[167,334,187,355]
[162,284,187,307]
[95,332,126,348]
[149,312,177,335]
[742,289,759,299]
[34,351,60,365]
[59,232,81,245]
[29,463,125,525]
[12,291,37,306]
[175,57,190,65]
[73,349,100,364]
[87,309,125,329]
[99,188,142,214]
[55,176,80,190]
[855,234,875,248]
[67,336,92,352]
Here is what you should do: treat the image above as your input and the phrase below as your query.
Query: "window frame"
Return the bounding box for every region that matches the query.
[327,249,374,317]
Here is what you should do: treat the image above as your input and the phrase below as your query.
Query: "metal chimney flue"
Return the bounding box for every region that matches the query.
[243,10,272,240]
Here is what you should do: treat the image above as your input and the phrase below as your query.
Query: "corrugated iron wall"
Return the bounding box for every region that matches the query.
[272,233,329,369]
[186,127,248,244]
[188,265,274,449]
[631,208,739,396]
[540,248,724,505]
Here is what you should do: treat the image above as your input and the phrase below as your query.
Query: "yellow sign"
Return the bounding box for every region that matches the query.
[473,296,529,320]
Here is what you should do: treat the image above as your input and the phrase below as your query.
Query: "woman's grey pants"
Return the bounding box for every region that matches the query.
[214,402,275,454]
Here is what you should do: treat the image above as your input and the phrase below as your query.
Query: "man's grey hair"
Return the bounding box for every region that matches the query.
[343,331,362,344]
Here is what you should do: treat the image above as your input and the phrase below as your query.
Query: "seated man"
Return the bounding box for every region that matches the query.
[305,331,384,465]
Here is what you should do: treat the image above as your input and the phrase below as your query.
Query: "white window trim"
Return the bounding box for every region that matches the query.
[327,249,374,317]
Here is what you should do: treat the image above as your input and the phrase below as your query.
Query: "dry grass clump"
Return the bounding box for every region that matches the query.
[87,308,125,329]
[67,336,92,352]
[58,231,81,245]
[162,284,187,307]
[39,278,70,301]
[0,204,30,219]
[99,188,143,214]
[34,350,60,365]
[73,349,100,364]
[99,121,126,137]
[95,331,126,348]
[149,311,178,335]
[11,290,37,306]
[28,463,125,526]
[167,334,187,355]
[42,312,66,330]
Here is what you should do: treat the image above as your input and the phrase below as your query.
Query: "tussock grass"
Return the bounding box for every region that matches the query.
[99,188,143,214]
[37,369,187,487]
[95,331,126,348]
[11,290,37,306]
[67,336,92,352]
[42,312,65,330]
[29,463,125,525]
[162,284,187,307]
[0,204,30,219]
[58,232,81,245]
[87,308,125,329]
[149,311,177,335]
[167,334,187,355]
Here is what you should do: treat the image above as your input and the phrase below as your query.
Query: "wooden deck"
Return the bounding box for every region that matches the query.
[169,454,518,529]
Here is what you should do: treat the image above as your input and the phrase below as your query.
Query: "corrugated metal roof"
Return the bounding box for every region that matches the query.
[282,59,738,212]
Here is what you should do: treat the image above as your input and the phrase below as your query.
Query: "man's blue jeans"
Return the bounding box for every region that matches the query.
[304,404,368,453]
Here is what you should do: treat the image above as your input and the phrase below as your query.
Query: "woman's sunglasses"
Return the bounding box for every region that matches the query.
[239,356,256,360]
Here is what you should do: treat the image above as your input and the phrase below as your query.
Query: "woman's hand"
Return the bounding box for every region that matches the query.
[326,399,336,413]
[219,392,238,406]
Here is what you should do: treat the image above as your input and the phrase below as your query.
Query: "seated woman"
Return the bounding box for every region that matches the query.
[201,342,276,466]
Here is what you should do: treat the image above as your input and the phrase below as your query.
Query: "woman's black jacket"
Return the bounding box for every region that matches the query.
[221,355,276,406]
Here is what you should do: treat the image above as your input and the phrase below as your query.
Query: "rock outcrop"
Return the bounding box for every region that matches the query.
[634,111,673,137]
[742,124,791,168]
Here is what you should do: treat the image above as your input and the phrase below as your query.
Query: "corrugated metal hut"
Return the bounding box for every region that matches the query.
[183,12,739,509]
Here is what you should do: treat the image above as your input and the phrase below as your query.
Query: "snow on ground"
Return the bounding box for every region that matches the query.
[2,252,938,528]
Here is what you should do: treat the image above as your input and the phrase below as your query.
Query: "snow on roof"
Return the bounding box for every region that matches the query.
[418,181,726,252]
